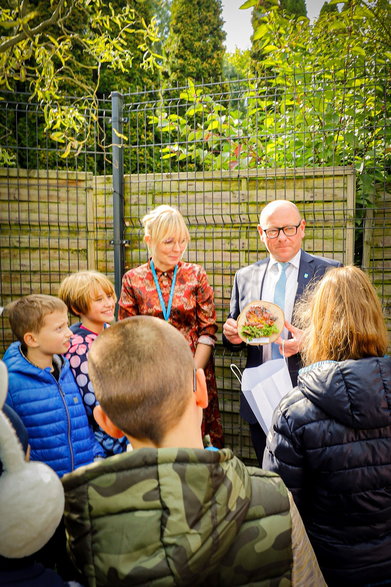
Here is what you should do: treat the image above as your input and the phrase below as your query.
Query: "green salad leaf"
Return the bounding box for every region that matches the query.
[240,323,279,340]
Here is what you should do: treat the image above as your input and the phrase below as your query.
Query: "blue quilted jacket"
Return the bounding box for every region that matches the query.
[3,341,98,477]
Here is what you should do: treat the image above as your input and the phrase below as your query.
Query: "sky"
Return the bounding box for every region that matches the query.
[221,0,327,53]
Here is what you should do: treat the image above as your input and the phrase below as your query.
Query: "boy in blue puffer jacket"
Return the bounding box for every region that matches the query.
[2,294,99,478]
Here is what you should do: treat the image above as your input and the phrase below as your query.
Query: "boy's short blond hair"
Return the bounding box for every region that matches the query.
[58,270,116,316]
[88,316,194,445]
[7,294,67,343]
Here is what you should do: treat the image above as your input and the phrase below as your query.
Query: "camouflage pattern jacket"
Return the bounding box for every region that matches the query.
[62,447,293,586]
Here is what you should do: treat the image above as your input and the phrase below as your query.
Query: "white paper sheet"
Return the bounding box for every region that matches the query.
[241,359,293,435]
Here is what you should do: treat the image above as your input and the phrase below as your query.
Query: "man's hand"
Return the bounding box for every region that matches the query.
[223,318,243,345]
[275,321,303,357]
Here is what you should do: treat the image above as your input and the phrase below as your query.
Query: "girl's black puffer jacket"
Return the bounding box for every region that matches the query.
[263,356,391,587]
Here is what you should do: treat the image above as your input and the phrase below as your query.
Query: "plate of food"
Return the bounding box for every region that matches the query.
[237,300,284,345]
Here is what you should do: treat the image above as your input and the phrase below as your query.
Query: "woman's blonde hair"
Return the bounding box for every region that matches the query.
[142,205,190,253]
[58,270,116,316]
[298,265,388,365]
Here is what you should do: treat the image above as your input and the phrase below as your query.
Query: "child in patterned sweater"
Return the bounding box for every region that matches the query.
[59,270,128,457]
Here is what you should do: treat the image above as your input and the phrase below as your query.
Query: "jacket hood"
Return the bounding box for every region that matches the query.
[63,447,253,585]
[298,356,391,429]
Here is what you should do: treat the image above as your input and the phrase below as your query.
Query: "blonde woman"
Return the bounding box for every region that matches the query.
[263,266,391,586]
[118,205,223,448]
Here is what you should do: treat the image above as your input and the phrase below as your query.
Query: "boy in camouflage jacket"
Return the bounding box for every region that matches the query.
[62,316,325,587]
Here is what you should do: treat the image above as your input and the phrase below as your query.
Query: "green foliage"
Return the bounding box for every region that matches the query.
[223,49,252,79]
[163,0,226,86]
[249,0,296,77]
[280,0,307,17]
[319,1,339,15]
[251,0,390,211]
[98,0,161,95]
[150,0,390,216]
[0,0,162,164]
[152,0,172,61]
[149,78,261,171]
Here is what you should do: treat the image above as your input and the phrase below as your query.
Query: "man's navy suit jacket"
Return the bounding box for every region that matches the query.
[223,250,342,423]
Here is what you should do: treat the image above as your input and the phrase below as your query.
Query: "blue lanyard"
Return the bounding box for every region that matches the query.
[150,260,178,321]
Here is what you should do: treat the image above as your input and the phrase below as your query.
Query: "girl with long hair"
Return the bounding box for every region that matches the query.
[263,265,391,586]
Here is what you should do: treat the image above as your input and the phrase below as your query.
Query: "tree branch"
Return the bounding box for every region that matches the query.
[0,0,70,54]
[360,0,391,49]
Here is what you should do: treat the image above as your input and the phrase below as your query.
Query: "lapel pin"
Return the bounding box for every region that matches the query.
[304,273,309,279]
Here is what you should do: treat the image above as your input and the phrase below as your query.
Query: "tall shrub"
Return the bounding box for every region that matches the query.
[163,0,226,85]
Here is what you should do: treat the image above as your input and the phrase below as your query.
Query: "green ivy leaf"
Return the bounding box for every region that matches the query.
[239,0,257,9]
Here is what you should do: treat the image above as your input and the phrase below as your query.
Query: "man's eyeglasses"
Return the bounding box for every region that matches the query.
[262,223,301,239]
[193,368,197,393]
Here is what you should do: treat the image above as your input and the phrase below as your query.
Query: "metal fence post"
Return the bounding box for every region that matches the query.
[111,91,125,303]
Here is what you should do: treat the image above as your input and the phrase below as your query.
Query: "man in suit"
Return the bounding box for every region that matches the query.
[223,200,342,464]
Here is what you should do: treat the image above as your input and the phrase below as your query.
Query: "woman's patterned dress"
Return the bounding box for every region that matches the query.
[118,260,224,448]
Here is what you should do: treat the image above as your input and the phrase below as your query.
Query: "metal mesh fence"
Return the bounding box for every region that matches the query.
[0,67,390,464]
